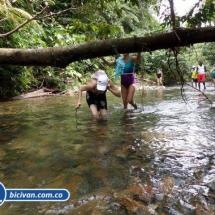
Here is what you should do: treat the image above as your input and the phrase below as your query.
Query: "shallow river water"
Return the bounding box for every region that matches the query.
[0,85,215,215]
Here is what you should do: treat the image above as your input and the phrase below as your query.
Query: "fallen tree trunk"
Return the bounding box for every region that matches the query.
[12,88,72,100]
[12,89,56,100]
[0,27,215,68]
[43,87,62,93]
[136,78,156,85]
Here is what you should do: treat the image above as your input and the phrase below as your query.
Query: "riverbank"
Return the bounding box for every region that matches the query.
[11,82,165,101]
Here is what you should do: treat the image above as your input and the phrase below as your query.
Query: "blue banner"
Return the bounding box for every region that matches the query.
[0,182,70,206]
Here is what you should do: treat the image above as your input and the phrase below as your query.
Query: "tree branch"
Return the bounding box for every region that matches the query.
[168,0,176,29]
[36,6,83,20]
[0,18,7,23]
[0,5,49,38]
[0,3,83,38]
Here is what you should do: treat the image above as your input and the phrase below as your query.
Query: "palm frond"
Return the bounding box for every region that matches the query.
[0,5,45,35]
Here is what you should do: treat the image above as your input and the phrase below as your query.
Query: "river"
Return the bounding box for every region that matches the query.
[0,85,214,215]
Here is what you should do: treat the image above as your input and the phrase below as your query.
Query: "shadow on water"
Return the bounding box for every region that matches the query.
[0,85,215,214]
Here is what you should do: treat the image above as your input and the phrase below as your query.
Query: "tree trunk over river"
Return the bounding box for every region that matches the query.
[1,27,215,68]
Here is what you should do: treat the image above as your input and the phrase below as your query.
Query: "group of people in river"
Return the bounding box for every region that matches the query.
[75,53,215,118]
[75,52,167,118]
[191,61,215,91]
[76,53,141,118]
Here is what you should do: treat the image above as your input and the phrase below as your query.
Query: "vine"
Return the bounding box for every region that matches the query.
[166,0,212,107]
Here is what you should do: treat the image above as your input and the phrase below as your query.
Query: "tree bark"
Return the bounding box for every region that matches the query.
[0,27,215,68]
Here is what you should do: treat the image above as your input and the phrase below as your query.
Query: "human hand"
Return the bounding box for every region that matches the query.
[76,103,81,109]
[107,84,111,90]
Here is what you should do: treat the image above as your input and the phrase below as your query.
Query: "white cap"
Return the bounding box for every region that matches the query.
[97,75,108,91]
[192,65,195,68]
[91,70,106,79]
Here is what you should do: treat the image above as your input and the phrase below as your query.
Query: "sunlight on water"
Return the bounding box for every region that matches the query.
[0,85,215,214]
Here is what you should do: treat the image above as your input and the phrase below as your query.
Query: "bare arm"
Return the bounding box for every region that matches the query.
[210,67,215,73]
[107,80,121,97]
[76,81,94,109]
[100,57,116,66]
[131,52,141,63]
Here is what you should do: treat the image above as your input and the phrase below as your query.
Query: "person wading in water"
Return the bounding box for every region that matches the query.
[76,72,121,118]
[100,52,141,110]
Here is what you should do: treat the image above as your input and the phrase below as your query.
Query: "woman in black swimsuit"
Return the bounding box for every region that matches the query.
[76,74,121,118]
[156,69,163,86]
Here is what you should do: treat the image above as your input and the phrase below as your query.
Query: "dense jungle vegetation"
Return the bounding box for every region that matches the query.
[1,0,215,100]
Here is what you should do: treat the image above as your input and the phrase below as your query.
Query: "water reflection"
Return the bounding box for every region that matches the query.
[0,87,215,214]
[155,87,164,100]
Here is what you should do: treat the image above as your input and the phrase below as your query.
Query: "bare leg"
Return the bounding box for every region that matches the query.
[127,84,137,109]
[121,85,128,109]
[100,109,108,118]
[203,82,206,89]
[89,104,99,118]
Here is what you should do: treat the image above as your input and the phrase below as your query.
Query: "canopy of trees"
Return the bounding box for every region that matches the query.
[1,0,215,99]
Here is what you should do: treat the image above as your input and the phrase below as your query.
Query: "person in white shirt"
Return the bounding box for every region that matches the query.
[196,61,207,91]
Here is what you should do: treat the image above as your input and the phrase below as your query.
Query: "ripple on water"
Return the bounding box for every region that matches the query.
[0,87,215,214]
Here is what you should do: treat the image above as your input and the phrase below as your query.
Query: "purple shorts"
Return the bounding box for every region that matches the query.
[121,73,136,89]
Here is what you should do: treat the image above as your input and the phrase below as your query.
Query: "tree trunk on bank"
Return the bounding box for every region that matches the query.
[0,27,215,68]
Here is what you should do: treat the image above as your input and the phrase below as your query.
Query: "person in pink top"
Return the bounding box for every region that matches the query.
[196,61,207,91]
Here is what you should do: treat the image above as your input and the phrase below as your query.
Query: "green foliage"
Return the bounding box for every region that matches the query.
[201,43,215,67]
[0,66,34,100]
[159,0,215,29]
[33,0,159,91]
[0,1,48,99]
[2,0,215,100]
[185,1,215,27]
